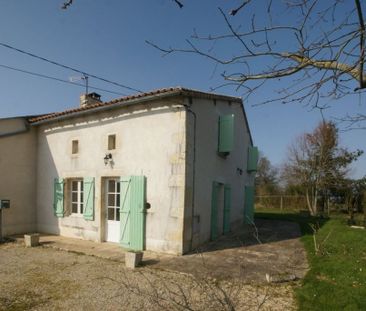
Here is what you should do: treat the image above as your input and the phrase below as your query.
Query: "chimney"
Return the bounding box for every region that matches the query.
[80,92,102,108]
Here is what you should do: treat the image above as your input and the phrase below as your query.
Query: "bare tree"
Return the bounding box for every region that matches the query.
[255,154,280,196]
[97,259,272,311]
[342,177,366,224]
[61,1,366,124]
[146,0,366,125]
[283,121,362,215]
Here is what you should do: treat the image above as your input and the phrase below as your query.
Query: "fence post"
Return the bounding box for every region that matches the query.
[0,208,3,242]
[280,196,283,211]
[327,197,330,216]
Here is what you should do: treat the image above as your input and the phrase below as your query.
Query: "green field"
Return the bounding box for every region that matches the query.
[256,209,366,311]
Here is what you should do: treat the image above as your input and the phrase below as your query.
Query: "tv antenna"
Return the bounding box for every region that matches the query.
[69,74,89,94]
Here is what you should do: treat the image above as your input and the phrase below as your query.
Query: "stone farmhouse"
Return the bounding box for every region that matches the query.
[0,87,257,254]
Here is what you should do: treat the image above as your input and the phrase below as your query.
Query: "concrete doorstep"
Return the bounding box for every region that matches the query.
[11,233,168,267]
[24,233,40,247]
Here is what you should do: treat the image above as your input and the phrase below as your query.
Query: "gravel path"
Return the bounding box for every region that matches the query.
[0,242,297,310]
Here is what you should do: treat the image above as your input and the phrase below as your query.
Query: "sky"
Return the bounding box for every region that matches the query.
[0,0,365,178]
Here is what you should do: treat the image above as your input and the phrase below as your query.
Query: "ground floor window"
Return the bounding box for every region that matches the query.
[107,179,120,221]
[71,179,84,214]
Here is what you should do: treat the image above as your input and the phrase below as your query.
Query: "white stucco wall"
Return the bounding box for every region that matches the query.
[0,118,37,235]
[36,99,187,254]
[183,97,255,251]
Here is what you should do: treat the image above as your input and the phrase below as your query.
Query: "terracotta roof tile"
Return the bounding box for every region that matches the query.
[28,87,241,124]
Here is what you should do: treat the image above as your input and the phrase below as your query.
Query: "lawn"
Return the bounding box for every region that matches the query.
[256,209,366,311]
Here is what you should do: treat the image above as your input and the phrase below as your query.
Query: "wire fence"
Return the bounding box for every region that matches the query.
[255,195,308,211]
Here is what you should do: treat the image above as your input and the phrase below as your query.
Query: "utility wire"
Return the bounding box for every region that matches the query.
[0,42,143,94]
[0,63,127,96]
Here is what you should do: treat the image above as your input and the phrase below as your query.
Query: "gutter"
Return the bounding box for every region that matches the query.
[183,98,197,252]
[240,102,254,146]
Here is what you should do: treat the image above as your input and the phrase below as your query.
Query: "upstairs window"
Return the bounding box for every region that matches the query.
[218,114,234,155]
[71,140,79,154]
[108,134,116,150]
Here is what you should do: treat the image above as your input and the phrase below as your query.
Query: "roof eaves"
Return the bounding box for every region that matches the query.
[29,88,187,125]
[29,87,242,125]
[27,86,254,145]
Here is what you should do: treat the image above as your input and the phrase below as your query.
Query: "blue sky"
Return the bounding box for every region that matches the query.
[0,0,365,178]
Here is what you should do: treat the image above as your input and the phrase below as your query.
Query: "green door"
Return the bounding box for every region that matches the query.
[210,182,220,240]
[119,176,146,251]
[223,184,231,234]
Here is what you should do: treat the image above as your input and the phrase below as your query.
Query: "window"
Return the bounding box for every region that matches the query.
[70,179,83,214]
[108,134,116,150]
[107,179,120,221]
[72,140,79,154]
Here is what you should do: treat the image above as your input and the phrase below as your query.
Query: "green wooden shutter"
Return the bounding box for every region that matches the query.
[247,146,259,172]
[83,177,95,221]
[120,176,146,251]
[218,114,234,153]
[120,177,132,248]
[244,186,255,224]
[210,182,220,240]
[53,178,64,218]
[223,184,231,234]
[130,176,146,251]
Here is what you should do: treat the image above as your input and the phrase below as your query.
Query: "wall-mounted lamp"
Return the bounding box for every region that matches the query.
[104,153,113,165]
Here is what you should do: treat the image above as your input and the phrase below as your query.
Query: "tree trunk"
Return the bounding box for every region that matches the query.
[306,189,316,216]
[313,189,318,216]
[305,189,311,212]
[327,196,330,216]
[311,180,320,216]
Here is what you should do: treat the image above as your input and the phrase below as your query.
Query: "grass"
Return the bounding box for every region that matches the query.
[256,208,366,311]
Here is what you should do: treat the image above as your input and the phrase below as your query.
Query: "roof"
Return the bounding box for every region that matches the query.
[28,87,242,124]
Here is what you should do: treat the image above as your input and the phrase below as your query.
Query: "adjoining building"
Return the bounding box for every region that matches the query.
[0,87,257,254]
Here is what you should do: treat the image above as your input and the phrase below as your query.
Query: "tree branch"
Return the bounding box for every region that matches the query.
[61,0,73,10]
[355,0,365,89]
[172,0,183,9]
[229,0,252,16]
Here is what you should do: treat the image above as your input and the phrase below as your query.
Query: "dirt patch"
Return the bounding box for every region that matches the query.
[0,242,297,310]
[152,219,309,284]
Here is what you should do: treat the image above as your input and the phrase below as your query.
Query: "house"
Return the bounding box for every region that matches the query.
[0,87,258,255]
